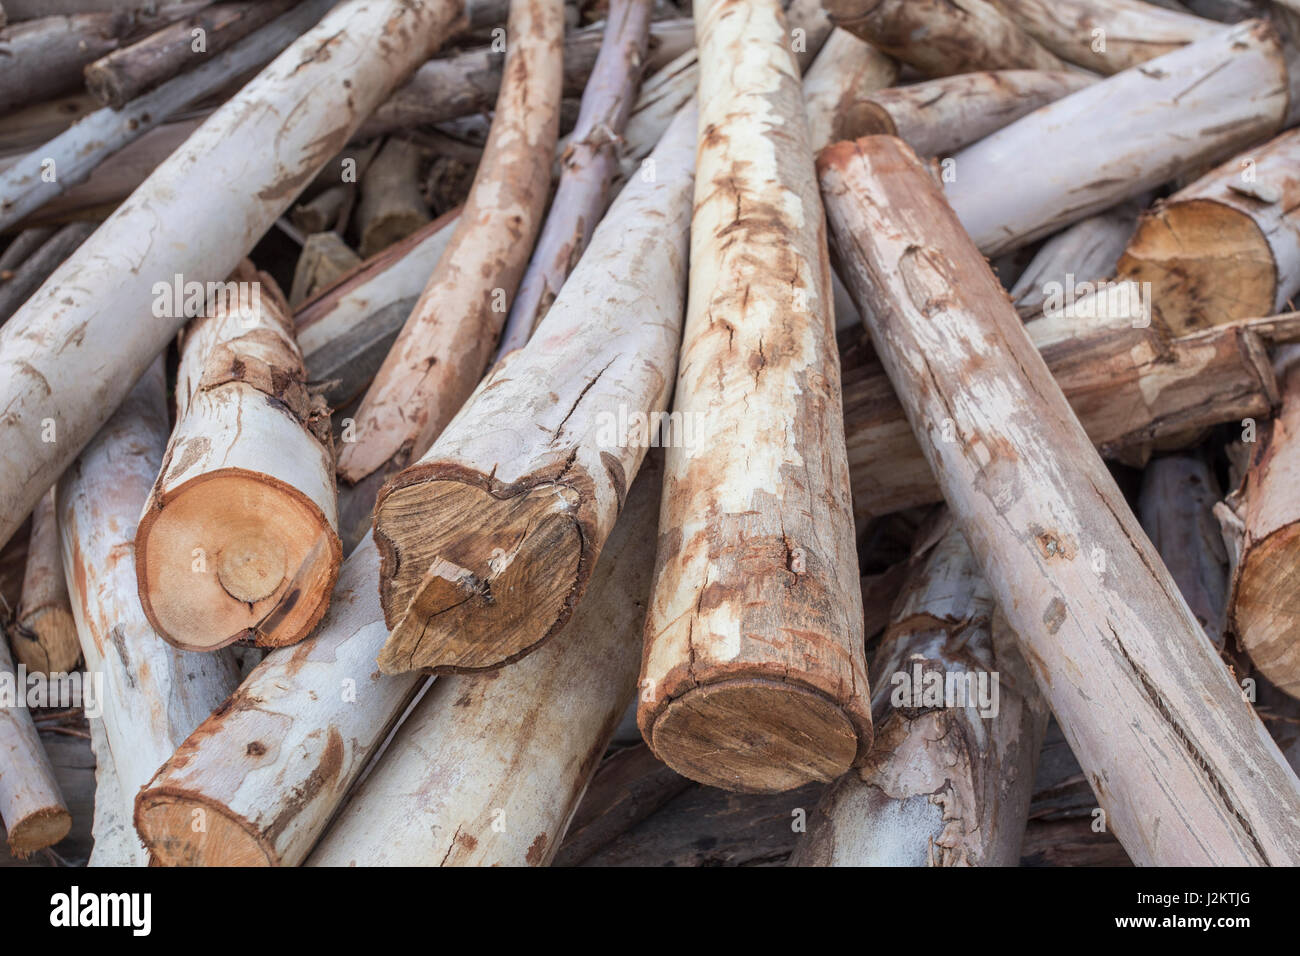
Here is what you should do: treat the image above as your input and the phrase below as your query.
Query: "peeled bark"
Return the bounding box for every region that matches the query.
[0,639,71,858]
[992,0,1223,73]
[800,28,898,155]
[84,0,300,108]
[497,0,653,353]
[637,0,870,796]
[0,222,95,326]
[945,20,1288,256]
[334,0,564,491]
[309,457,661,867]
[824,0,1068,77]
[1009,201,1143,316]
[371,104,693,674]
[60,359,240,868]
[1117,127,1300,337]
[8,490,79,676]
[1220,347,1300,699]
[848,69,1095,159]
[821,133,1300,866]
[0,0,476,554]
[791,520,1048,867]
[356,138,432,259]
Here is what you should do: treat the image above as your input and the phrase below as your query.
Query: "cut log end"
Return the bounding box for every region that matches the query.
[135,792,275,867]
[136,470,341,651]
[1234,524,1300,697]
[7,608,80,674]
[1118,198,1276,335]
[646,679,861,793]
[374,477,585,674]
[5,804,72,859]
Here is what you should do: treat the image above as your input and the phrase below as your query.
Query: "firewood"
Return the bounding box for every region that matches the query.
[1219,346,1300,698]
[84,1,300,109]
[60,358,240,853]
[335,0,564,494]
[369,103,693,675]
[135,265,339,651]
[0,639,72,858]
[824,0,1068,76]
[791,519,1048,867]
[2,1,208,19]
[0,0,477,553]
[0,222,96,325]
[945,20,1288,255]
[7,490,79,676]
[1138,453,1229,649]
[497,0,653,353]
[86,717,140,866]
[820,133,1300,865]
[0,227,55,276]
[356,138,433,259]
[848,70,1095,159]
[308,458,661,866]
[289,232,362,308]
[1117,128,1300,337]
[637,0,870,796]
[801,28,898,154]
[1008,200,1143,317]
[288,185,349,236]
[0,0,336,233]
[992,0,1224,73]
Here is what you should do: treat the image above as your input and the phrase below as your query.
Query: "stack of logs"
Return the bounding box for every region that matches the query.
[3,0,1300,868]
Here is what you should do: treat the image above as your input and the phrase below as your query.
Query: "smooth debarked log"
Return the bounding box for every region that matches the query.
[60,359,240,867]
[371,104,694,674]
[821,133,1300,865]
[0,222,95,326]
[637,0,870,795]
[309,457,662,866]
[0,0,477,553]
[1117,127,1300,337]
[945,20,1288,255]
[7,490,79,676]
[791,519,1048,867]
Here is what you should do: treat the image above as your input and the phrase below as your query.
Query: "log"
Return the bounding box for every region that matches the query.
[86,717,140,867]
[335,0,564,492]
[84,0,300,109]
[308,457,662,866]
[1008,201,1143,317]
[0,0,337,233]
[993,0,1223,73]
[1220,346,1300,698]
[0,222,96,325]
[824,0,1068,77]
[1138,452,1229,649]
[497,0,653,353]
[820,133,1300,865]
[7,490,79,676]
[356,138,432,258]
[288,232,362,308]
[800,28,898,155]
[847,69,1095,159]
[289,185,350,237]
[945,20,1288,256]
[1117,127,1300,337]
[135,265,339,651]
[60,358,240,851]
[0,639,72,858]
[0,227,55,276]
[791,520,1048,867]
[0,0,475,554]
[637,0,870,796]
[369,103,694,674]
[1,1,208,19]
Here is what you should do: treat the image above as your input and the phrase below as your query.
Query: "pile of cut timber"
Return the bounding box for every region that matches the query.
[3,0,1300,870]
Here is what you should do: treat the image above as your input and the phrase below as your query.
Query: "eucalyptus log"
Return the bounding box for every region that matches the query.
[7,490,79,676]
[0,639,71,858]
[136,265,339,651]
[824,0,1068,76]
[0,227,55,277]
[309,459,661,866]
[1117,127,1300,337]
[357,138,432,259]
[993,0,1223,73]
[637,0,869,796]
[791,520,1048,867]
[289,185,350,237]
[801,28,898,155]
[0,222,96,325]
[1009,201,1143,316]
[289,232,361,308]
[820,133,1300,865]
[335,0,564,492]
[0,0,474,553]
[86,717,139,867]
[84,1,299,108]
[372,104,693,673]
[850,70,1094,159]
[60,359,240,868]
[945,21,1288,255]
